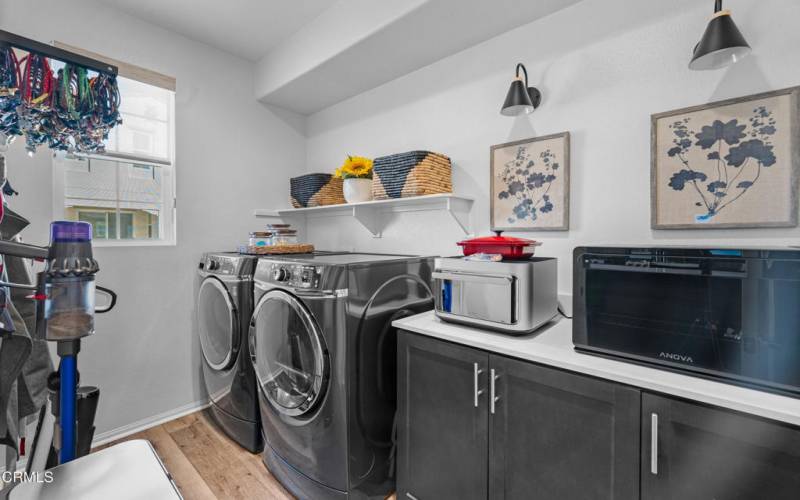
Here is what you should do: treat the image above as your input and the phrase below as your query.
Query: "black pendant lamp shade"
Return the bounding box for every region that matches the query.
[689,0,751,70]
[501,63,542,116]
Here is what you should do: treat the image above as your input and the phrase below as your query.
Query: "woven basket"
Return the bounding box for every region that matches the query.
[371,151,452,200]
[290,173,345,208]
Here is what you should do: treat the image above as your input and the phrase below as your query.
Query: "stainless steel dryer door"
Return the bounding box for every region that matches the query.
[250,289,329,418]
[197,276,239,371]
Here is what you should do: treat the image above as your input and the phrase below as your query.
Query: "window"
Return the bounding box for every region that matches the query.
[52,45,176,246]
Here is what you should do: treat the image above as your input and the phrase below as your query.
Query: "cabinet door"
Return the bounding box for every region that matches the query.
[489,355,640,500]
[397,331,489,500]
[642,393,800,500]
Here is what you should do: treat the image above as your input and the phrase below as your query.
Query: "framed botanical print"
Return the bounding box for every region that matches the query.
[651,86,800,229]
[490,132,570,231]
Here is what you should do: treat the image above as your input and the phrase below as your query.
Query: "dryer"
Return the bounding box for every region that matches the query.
[196,252,262,452]
[249,253,434,499]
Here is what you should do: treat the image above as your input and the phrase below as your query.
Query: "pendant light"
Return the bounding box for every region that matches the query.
[501,63,542,116]
[689,0,751,70]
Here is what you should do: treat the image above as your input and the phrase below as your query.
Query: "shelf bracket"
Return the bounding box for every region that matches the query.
[445,197,473,235]
[352,206,383,238]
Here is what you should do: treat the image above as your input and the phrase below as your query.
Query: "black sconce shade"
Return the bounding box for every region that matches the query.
[689,2,751,70]
[501,63,542,116]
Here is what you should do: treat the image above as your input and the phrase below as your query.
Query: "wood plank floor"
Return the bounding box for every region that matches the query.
[95,409,293,500]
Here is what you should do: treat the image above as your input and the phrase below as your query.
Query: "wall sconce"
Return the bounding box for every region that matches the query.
[501,63,542,116]
[689,0,751,70]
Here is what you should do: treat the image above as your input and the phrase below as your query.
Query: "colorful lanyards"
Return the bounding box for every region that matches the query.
[0,49,122,153]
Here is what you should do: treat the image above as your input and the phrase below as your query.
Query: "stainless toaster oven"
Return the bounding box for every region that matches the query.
[433,257,557,335]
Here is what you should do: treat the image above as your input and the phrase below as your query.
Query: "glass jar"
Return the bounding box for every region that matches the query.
[249,231,273,247]
[273,230,298,246]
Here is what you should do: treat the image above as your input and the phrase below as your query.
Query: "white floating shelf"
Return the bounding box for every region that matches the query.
[254,194,474,238]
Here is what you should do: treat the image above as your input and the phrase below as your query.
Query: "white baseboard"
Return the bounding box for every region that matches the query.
[91,399,210,448]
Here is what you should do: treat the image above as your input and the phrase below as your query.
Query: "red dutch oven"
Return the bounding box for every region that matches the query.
[457,231,541,260]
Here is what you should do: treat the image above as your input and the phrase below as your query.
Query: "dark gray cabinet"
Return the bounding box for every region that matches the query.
[397,331,490,500]
[489,354,640,500]
[397,331,641,500]
[641,392,800,500]
[398,331,800,500]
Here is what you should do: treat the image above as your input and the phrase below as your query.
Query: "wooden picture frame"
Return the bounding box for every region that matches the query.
[490,132,570,232]
[651,86,800,229]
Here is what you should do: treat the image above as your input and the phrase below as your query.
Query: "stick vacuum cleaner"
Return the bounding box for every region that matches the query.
[0,221,116,464]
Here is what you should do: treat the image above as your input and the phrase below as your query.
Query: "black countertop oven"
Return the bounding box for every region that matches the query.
[573,246,800,397]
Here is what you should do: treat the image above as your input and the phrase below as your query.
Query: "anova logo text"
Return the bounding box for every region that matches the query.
[658,352,694,364]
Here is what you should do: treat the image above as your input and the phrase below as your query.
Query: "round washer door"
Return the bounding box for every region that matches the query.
[197,277,239,371]
[250,289,329,417]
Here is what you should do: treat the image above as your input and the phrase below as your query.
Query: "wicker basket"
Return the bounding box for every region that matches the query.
[290,173,345,208]
[371,151,452,200]
[244,243,315,255]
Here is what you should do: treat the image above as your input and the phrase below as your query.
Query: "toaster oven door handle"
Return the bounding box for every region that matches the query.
[432,271,513,286]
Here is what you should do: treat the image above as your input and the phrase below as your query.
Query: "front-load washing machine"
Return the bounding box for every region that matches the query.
[196,252,262,452]
[249,253,434,499]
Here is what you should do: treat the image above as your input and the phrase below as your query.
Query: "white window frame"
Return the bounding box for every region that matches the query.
[50,43,177,247]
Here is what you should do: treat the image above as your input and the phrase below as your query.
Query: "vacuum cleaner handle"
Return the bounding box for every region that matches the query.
[95,286,117,313]
[0,239,49,260]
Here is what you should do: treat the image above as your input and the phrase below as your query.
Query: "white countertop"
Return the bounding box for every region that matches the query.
[393,311,800,427]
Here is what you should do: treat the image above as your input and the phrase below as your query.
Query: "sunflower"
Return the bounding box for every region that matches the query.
[334,155,373,179]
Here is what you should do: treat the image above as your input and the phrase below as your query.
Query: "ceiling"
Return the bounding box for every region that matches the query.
[257,0,584,114]
[97,0,336,61]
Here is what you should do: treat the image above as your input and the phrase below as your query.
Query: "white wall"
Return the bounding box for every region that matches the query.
[0,0,305,436]
[305,0,800,293]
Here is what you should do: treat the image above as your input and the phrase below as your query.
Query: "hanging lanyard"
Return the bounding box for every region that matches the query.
[0,47,21,97]
[20,53,54,108]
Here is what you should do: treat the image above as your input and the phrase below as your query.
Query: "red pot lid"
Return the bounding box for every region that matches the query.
[457,231,538,248]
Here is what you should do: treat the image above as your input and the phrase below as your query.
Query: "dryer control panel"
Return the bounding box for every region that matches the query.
[269,263,322,289]
[200,254,250,276]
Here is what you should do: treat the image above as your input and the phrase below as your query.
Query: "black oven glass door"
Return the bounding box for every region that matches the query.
[581,253,800,392]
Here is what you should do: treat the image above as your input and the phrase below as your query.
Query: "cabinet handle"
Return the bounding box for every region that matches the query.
[490,369,500,414]
[406,494,419,500]
[473,363,484,408]
[650,412,658,475]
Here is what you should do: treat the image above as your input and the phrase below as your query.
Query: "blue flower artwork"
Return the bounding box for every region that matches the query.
[492,133,570,231]
[664,105,779,223]
[496,146,559,224]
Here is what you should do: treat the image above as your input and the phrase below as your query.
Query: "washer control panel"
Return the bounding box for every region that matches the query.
[269,263,322,289]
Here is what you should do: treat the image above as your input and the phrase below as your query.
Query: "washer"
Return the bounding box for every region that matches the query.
[196,252,262,453]
[249,253,434,499]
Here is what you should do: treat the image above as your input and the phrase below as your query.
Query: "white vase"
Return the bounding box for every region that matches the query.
[343,178,373,203]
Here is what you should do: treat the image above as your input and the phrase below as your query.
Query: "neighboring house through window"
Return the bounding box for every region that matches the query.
[52,43,176,245]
